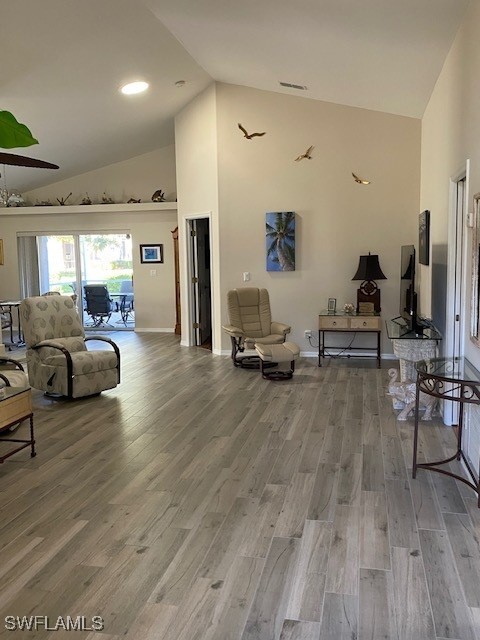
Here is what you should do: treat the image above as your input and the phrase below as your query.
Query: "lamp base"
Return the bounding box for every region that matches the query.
[356,280,381,313]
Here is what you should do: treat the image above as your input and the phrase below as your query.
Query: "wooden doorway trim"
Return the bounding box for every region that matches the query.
[171,227,181,335]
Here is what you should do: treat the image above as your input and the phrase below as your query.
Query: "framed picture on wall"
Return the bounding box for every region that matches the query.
[419,210,430,265]
[140,244,163,264]
[266,211,295,271]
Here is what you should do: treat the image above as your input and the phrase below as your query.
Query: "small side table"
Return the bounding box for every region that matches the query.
[318,311,381,367]
[412,357,480,506]
[0,387,36,463]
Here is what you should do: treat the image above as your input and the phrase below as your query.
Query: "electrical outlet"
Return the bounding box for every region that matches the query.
[304,330,312,338]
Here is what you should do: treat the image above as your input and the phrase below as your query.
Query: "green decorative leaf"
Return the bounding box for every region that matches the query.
[0,110,39,149]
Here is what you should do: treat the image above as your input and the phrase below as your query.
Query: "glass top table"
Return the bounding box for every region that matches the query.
[412,357,480,505]
[416,357,480,400]
[385,318,442,341]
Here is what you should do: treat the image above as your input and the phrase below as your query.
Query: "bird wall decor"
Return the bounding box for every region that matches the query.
[352,172,371,185]
[295,146,314,162]
[238,123,266,139]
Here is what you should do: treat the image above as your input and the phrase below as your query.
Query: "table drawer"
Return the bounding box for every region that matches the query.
[350,316,380,330]
[0,391,32,430]
[319,316,350,330]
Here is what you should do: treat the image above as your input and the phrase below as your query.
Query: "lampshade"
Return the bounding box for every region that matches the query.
[352,253,387,281]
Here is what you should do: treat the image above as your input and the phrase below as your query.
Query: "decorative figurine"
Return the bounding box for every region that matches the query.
[151,189,165,202]
[343,302,355,314]
[387,369,437,421]
[7,191,25,207]
[352,172,371,185]
[0,189,8,207]
[294,145,314,162]
[102,192,114,204]
[81,192,92,205]
[56,192,72,206]
[127,197,141,204]
[238,123,266,139]
[35,199,53,206]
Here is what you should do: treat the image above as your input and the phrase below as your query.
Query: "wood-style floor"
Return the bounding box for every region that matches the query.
[0,332,479,640]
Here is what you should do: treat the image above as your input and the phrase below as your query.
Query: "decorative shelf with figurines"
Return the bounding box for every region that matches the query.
[0,188,176,215]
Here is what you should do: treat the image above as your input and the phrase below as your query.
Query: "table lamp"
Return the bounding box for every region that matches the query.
[352,252,386,313]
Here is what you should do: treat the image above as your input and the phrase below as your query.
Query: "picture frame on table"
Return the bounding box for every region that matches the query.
[327,297,336,313]
[140,244,163,264]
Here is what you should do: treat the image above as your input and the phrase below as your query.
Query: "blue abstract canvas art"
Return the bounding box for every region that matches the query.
[266,212,295,271]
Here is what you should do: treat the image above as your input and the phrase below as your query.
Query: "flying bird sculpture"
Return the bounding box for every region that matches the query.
[295,145,314,161]
[238,123,266,139]
[352,172,371,185]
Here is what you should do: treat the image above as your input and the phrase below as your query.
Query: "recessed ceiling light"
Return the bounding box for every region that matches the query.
[120,81,149,95]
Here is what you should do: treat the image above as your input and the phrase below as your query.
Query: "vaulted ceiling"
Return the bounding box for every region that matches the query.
[2,0,470,192]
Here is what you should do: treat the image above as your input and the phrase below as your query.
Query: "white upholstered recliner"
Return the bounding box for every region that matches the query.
[222,287,291,367]
[0,357,29,390]
[20,295,120,399]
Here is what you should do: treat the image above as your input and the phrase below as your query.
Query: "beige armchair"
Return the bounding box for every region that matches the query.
[222,287,291,367]
[20,295,120,399]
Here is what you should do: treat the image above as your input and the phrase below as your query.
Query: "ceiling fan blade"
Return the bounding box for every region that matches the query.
[0,152,59,169]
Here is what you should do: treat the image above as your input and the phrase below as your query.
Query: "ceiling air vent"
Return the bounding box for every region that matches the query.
[279,81,308,90]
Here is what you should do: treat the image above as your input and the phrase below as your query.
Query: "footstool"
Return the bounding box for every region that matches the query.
[255,341,300,380]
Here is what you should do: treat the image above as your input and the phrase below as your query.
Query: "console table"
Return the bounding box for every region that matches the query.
[413,357,480,506]
[385,319,441,382]
[318,311,381,367]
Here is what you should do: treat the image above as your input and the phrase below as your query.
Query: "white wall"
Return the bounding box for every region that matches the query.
[175,84,221,350]
[421,0,480,370]
[420,0,480,461]
[23,145,177,206]
[215,83,421,354]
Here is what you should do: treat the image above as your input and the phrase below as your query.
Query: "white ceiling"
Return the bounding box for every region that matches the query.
[2,0,470,192]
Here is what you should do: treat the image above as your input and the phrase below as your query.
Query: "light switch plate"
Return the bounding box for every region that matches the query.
[243,272,250,282]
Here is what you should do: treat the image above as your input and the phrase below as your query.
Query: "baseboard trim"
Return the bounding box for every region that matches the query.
[134,328,175,333]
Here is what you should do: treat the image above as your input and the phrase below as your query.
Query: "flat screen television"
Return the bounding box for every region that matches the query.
[399,244,421,332]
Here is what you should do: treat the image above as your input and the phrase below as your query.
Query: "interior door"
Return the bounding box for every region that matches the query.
[195,219,212,346]
[171,227,181,335]
[190,218,212,347]
[451,178,465,361]
[444,174,468,425]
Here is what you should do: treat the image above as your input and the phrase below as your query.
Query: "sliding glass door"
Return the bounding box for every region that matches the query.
[18,232,134,330]
[37,235,78,296]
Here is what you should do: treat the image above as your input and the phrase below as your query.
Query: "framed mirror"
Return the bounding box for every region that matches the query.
[471,192,480,345]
